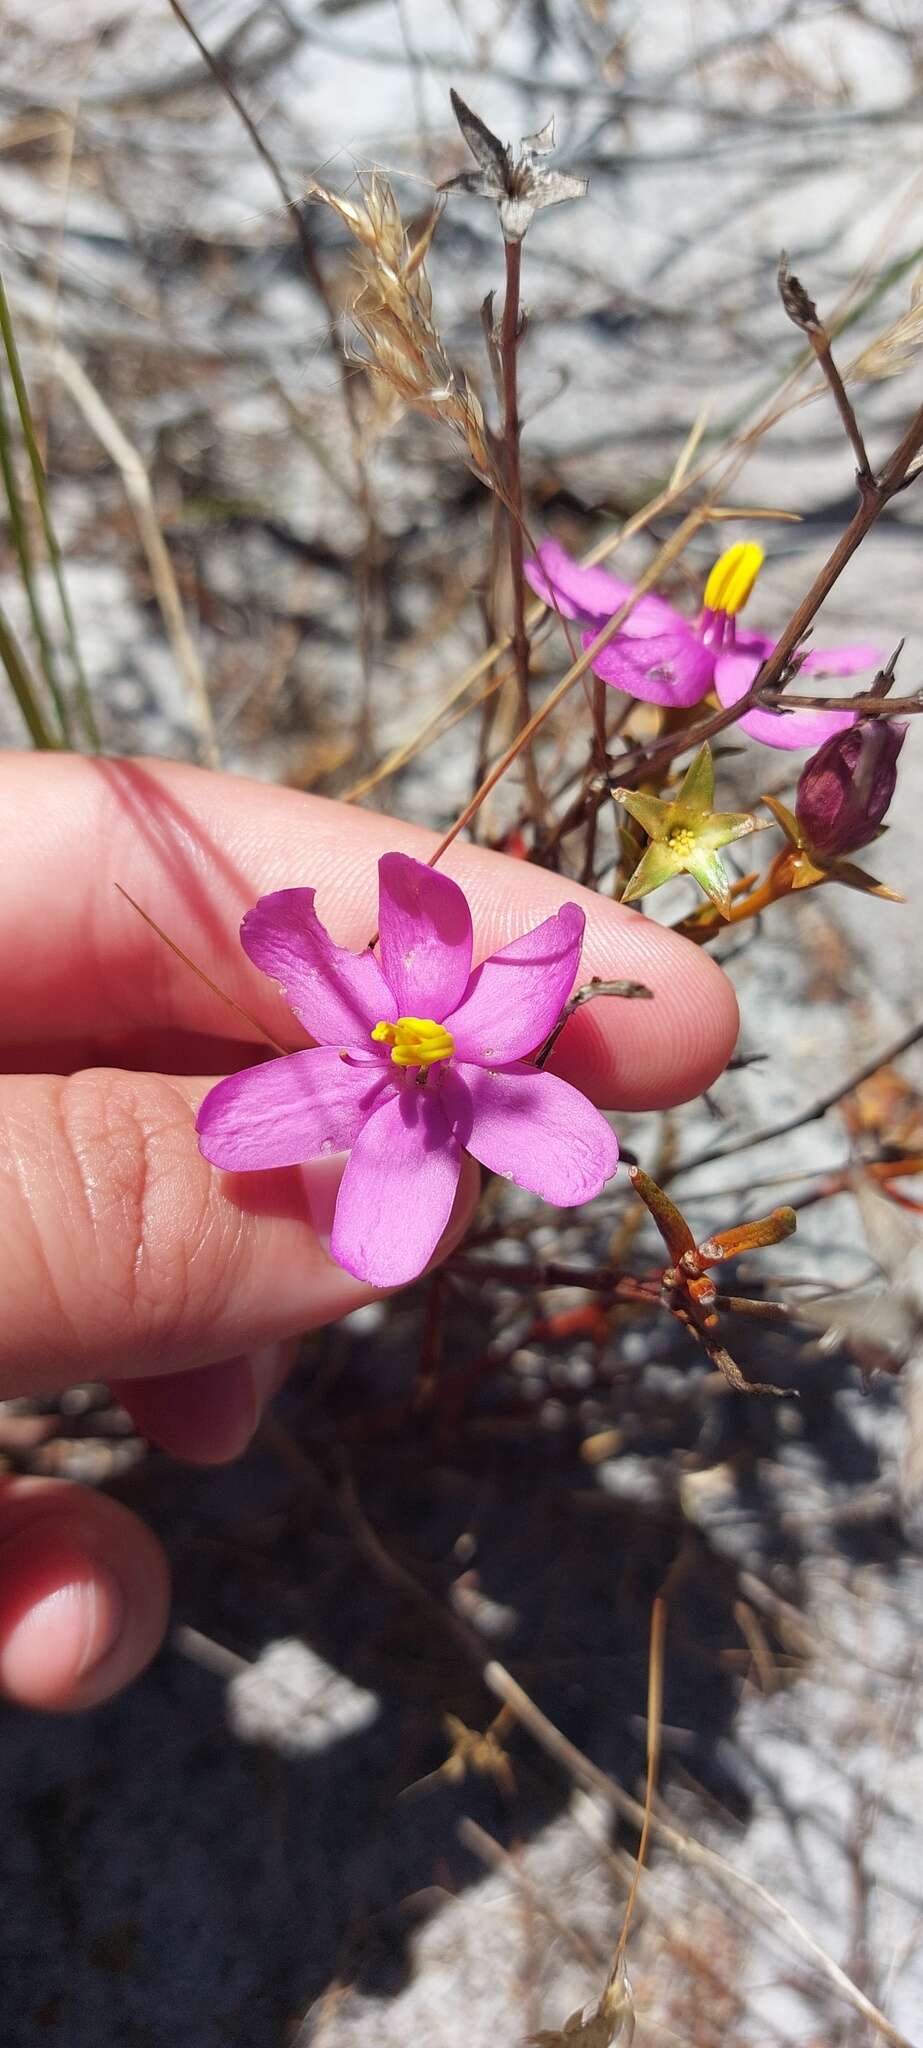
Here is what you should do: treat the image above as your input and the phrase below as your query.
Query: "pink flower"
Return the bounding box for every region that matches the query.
[525,538,882,751]
[196,854,619,1289]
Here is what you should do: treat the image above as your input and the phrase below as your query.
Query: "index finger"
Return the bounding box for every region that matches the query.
[0,753,738,1109]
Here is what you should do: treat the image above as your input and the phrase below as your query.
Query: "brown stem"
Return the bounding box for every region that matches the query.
[449,1252,657,1303]
[499,237,543,820]
[428,506,707,866]
[676,849,801,943]
[778,256,873,482]
[760,689,923,715]
[671,1015,923,1179]
[808,328,874,484]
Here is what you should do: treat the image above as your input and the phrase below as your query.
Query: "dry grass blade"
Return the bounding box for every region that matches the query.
[529,1598,667,2047]
[321,1463,912,2048]
[483,1660,915,2048]
[52,343,220,769]
[113,885,289,1053]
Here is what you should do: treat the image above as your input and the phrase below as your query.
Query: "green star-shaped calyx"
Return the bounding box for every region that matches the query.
[612,744,769,917]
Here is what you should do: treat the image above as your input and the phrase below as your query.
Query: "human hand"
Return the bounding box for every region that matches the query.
[0,752,738,1710]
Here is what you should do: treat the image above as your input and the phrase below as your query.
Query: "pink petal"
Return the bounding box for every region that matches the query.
[525,539,679,637]
[196,1047,391,1170]
[737,702,858,750]
[714,650,857,751]
[241,889,395,1047]
[445,903,585,1065]
[729,627,775,662]
[443,1062,618,1206]
[330,1085,462,1288]
[799,643,882,678]
[586,628,714,707]
[712,647,762,704]
[377,853,473,1019]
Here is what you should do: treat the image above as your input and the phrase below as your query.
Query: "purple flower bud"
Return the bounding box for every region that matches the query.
[795,720,907,859]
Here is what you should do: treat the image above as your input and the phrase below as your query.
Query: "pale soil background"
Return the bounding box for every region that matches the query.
[1,3,922,2044]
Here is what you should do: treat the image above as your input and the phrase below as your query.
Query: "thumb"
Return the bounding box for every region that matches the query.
[1,1069,480,1396]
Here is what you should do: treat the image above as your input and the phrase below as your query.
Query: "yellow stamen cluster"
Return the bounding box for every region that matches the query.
[667,826,697,857]
[703,541,764,616]
[372,1016,455,1070]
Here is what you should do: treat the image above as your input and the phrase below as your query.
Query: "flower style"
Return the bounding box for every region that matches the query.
[525,537,882,750]
[613,743,769,915]
[196,855,620,1289]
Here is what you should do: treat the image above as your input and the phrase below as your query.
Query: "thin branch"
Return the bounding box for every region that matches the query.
[759,689,923,715]
[498,237,542,818]
[606,397,923,792]
[164,0,380,758]
[534,976,653,1070]
[777,255,873,484]
[164,0,339,353]
[673,1016,923,1178]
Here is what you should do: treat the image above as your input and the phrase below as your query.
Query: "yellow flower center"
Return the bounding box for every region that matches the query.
[667,826,697,857]
[371,1016,455,1069]
[703,541,764,617]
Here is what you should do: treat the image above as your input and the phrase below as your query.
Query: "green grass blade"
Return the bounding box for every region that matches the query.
[0,599,57,747]
[0,272,98,749]
[0,362,71,744]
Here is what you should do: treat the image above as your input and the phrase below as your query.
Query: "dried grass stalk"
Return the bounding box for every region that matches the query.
[311,176,494,481]
[851,263,923,380]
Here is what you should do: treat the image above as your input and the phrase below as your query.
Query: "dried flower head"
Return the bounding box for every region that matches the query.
[443,90,587,242]
[311,175,493,478]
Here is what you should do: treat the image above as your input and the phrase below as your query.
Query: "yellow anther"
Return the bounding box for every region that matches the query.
[703,541,764,617]
[667,826,697,857]
[371,1016,455,1070]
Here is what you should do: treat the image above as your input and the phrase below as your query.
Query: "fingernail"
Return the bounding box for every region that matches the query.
[0,1526,124,1706]
[247,1340,296,1418]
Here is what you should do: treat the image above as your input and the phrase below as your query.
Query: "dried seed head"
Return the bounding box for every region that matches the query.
[778,253,821,332]
[311,175,494,480]
[444,89,587,242]
[851,263,923,381]
[531,1956,635,2048]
